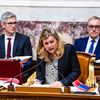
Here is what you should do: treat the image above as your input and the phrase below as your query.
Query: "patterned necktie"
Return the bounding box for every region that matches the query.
[88,40,95,54]
[7,38,11,58]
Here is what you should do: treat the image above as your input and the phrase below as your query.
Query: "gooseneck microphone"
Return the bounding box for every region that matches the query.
[7,59,44,91]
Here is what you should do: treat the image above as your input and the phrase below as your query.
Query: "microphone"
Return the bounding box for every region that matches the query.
[7,59,44,91]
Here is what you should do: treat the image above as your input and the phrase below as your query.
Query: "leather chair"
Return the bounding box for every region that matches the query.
[77,52,96,87]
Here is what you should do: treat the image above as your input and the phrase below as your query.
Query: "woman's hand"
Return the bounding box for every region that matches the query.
[50,81,63,88]
[34,79,41,84]
[20,59,28,64]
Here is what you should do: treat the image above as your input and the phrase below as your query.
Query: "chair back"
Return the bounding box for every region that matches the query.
[77,52,95,86]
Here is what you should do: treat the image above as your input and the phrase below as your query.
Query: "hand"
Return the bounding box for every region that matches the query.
[20,59,28,64]
[50,81,63,88]
[34,79,41,84]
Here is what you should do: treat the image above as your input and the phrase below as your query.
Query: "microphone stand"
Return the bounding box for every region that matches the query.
[7,59,43,91]
[7,82,14,91]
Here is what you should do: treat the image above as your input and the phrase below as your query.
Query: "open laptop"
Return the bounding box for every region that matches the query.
[0,59,22,84]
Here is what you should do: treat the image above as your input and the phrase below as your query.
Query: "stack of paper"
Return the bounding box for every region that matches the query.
[0,78,19,88]
[9,56,32,61]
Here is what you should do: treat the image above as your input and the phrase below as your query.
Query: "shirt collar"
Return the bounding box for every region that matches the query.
[5,33,15,40]
[88,36,99,43]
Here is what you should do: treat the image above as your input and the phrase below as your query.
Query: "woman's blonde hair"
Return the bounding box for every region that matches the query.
[37,27,64,62]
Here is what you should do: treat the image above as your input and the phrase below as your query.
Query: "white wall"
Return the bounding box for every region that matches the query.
[0,0,100,22]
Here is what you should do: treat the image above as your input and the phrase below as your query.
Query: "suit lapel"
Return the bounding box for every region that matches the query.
[82,37,89,51]
[94,38,100,54]
[13,33,19,57]
[2,34,5,57]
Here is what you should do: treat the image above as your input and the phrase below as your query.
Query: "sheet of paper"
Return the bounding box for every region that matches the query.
[0,81,19,88]
[70,86,84,92]
[30,84,50,87]
[95,59,100,63]
[9,56,32,61]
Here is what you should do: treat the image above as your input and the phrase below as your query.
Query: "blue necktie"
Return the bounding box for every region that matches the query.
[88,40,95,54]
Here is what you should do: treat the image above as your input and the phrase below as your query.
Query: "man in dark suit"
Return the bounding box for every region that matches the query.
[0,12,33,82]
[74,16,100,60]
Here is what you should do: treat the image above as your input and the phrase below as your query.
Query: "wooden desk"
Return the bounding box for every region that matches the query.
[95,66,100,76]
[0,91,100,100]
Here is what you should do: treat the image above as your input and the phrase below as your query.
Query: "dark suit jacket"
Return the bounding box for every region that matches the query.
[0,32,33,69]
[74,36,100,60]
[36,44,81,86]
[0,32,32,58]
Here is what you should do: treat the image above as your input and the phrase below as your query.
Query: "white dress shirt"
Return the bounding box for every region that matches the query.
[5,33,15,58]
[85,36,99,54]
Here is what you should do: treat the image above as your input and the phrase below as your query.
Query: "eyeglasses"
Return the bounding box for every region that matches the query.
[88,25,100,30]
[6,22,17,26]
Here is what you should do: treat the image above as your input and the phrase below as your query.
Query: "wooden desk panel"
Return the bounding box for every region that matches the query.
[0,91,100,100]
[95,66,100,76]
